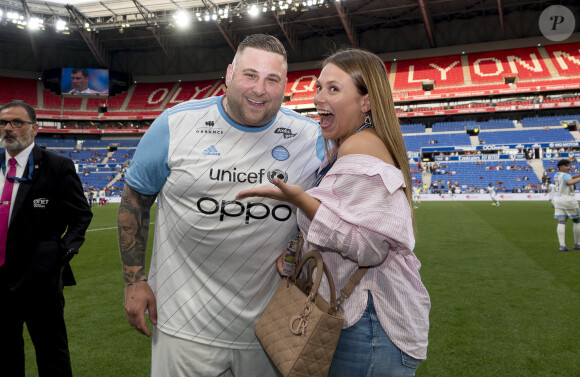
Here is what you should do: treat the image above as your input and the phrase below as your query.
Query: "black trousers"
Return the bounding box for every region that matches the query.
[0,276,73,377]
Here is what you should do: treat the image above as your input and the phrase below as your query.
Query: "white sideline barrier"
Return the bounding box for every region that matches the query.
[416,193,574,201]
[101,194,578,203]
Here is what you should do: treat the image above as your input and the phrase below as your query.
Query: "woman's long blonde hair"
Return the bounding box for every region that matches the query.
[322,48,416,232]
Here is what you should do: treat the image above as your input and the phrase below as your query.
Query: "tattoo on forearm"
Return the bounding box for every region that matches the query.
[118,186,156,283]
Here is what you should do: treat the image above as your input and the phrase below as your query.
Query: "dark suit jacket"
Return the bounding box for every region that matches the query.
[0,145,93,291]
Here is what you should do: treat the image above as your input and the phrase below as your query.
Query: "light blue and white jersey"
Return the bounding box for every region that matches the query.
[553,171,578,209]
[548,183,556,201]
[126,95,324,349]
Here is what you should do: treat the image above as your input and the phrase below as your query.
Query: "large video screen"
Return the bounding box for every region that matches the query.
[61,68,109,95]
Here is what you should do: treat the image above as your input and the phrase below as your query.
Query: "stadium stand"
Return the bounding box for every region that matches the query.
[404,133,472,151]
[467,46,551,84]
[0,77,38,107]
[432,120,477,132]
[285,69,319,99]
[544,42,580,77]
[168,79,223,106]
[393,54,464,91]
[43,89,62,109]
[431,161,541,192]
[401,124,426,134]
[2,40,580,198]
[479,129,575,144]
[520,115,580,127]
[125,82,176,110]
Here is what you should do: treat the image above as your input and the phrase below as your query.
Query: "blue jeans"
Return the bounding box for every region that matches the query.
[328,293,420,377]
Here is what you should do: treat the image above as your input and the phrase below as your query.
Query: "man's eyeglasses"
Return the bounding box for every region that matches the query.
[0,119,35,128]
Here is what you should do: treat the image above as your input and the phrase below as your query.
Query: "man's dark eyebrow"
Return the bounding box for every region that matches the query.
[241,68,282,81]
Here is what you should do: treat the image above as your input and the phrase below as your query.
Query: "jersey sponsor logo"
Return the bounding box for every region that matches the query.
[275,127,297,138]
[196,129,224,134]
[203,145,221,156]
[209,168,289,184]
[272,145,290,161]
[267,169,288,183]
[209,168,267,183]
[197,120,223,134]
[197,197,292,224]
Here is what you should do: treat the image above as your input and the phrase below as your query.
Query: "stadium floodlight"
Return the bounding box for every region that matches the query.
[7,11,20,21]
[248,4,259,16]
[174,10,191,28]
[0,9,3,20]
[55,19,67,31]
[28,17,43,31]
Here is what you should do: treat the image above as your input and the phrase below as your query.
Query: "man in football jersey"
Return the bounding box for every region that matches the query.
[487,183,500,206]
[412,184,421,206]
[545,178,556,206]
[117,34,323,376]
[552,159,580,251]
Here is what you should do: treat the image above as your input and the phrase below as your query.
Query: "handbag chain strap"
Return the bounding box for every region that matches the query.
[335,267,369,310]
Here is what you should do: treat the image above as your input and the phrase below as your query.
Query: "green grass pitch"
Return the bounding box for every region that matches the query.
[23,201,580,376]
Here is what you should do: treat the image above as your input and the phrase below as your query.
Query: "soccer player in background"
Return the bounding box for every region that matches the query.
[552,159,580,251]
[487,183,500,206]
[546,178,556,206]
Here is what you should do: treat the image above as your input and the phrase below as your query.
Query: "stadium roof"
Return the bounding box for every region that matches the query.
[0,0,578,77]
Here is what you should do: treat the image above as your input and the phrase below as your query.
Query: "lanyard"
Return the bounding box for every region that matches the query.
[1,153,34,182]
[312,122,374,188]
[312,155,336,188]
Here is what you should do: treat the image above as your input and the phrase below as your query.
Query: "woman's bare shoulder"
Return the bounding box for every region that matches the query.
[337,129,395,165]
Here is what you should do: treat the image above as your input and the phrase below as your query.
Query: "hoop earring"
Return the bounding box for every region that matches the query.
[364,115,373,127]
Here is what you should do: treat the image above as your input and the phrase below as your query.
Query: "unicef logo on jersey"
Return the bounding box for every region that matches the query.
[267,169,288,183]
[272,146,290,161]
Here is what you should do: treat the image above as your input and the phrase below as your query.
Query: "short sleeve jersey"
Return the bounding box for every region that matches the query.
[126,96,324,348]
[548,183,556,200]
[553,171,579,210]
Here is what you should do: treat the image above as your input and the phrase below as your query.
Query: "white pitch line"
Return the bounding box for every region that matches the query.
[86,222,155,232]
[86,226,117,232]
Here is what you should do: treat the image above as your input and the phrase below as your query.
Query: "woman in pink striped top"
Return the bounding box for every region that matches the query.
[237,48,430,376]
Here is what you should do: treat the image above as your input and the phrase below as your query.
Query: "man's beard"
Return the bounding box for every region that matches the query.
[1,129,32,151]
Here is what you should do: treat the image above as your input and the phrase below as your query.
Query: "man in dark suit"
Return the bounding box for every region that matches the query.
[0,102,93,377]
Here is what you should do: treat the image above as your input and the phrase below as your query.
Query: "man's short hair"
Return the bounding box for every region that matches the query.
[557,159,571,168]
[1,101,37,123]
[236,34,286,59]
[72,68,89,78]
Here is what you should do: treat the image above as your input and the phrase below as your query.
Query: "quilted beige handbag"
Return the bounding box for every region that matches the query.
[255,250,367,377]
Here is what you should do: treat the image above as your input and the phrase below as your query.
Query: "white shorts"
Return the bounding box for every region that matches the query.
[151,328,280,377]
[554,207,580,220]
